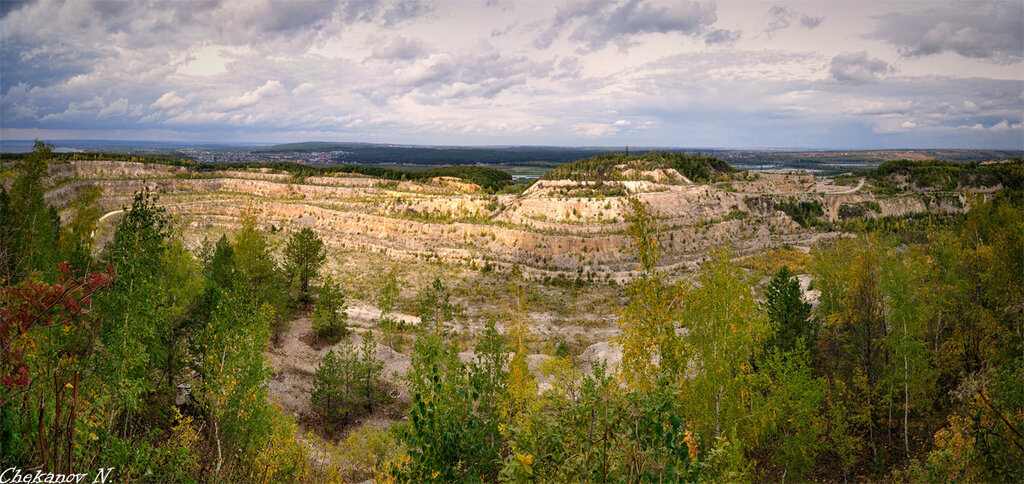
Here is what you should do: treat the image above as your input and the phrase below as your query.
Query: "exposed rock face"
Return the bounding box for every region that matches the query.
[578,341,622,374]
[41,160,961,281]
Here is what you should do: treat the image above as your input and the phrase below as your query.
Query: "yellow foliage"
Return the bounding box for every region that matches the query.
[252,405,308,482]
[539,356,583,400]
[738,247,812,277]
[317,422,407,483]
[502,286,539,429]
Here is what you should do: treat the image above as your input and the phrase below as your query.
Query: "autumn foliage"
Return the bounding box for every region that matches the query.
[0,262,112,396]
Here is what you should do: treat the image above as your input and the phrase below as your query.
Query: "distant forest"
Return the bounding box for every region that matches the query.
[543,151,736,183]
[253,142,620,166]
[251,142,1023,170]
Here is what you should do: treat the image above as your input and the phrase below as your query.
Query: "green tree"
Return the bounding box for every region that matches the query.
[311,334,387,432]
[283,227,326,307]
[59,185,103,273]
[313,275,348,339]
[415,278,459,333]
[233,209,290,340]
[193,287,276,479]
[395,330,503,482]
[0,187,12,282]
[3,140,59,281]
[206,234,236,290]
[96,189,175,421]
[750,347,826,480]
[680,250,767,443]
[618,197,685,391]
[762,266,814,354]
[377,267,400,324]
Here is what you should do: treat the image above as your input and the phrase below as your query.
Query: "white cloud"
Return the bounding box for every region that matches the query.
[218,80,284,110]
[152,91,187,110]
[292,82,315,96]
[177,45,252,77]
[572,122,618,137]
[97,97,134,118]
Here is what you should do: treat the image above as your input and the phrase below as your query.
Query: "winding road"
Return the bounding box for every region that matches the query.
[833,177,865,194]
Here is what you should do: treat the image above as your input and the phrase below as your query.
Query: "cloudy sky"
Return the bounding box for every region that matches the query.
[1,0,1022,148]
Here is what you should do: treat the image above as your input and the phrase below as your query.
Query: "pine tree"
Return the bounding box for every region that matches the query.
[283,227,326,307]
[312,275,347,339]
[762,266,814,354]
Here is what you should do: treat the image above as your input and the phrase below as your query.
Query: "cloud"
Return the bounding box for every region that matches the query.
[97,98,137,119]
[292,82,315,96]
[764,5,823,36]
[872,1,1023,63]
[0,0,30,18]
[572,122,618,137]
[389,49,553,99]
[829,52,891,84]
[152,91,188,110]
[0,0,1020,149]
[217,80,284,110]
[800,15,824,29]
[536,0,718,51]
[704,28,740,45]
[370,36,427,60]
[844,100,916,116]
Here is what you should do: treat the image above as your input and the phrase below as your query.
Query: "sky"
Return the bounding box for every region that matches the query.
[1,0,1022,149]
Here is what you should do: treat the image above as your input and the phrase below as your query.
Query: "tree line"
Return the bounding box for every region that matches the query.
[542,151,736,184]
[1,149,514,192]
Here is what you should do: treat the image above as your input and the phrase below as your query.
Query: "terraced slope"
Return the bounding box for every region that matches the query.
[37,159,975,282]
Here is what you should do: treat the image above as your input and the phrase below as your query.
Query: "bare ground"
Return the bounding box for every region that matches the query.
[265,306,417,423]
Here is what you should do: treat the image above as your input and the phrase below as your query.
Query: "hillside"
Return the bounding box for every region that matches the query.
[21,156,1012,284]
[542,151,737,183]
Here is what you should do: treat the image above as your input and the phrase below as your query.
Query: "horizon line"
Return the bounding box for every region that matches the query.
[2,139,1021,153]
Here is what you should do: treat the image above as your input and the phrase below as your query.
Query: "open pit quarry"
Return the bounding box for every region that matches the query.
[40,159,966,282]
[22,157,998,449]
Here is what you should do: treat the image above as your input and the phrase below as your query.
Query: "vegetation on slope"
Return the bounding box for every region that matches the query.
[1,150,514,192]
[868,158,1023,193]
[0,150,196,167]
[542,151,736,183]
[776,197,825,228]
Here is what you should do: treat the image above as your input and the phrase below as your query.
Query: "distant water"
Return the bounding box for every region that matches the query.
[1,140,82,153]
[1,139,269,153]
